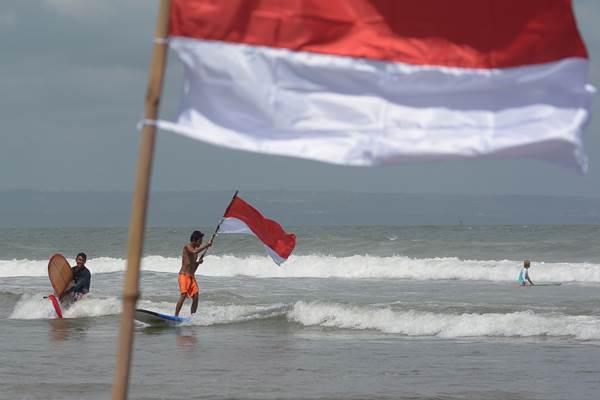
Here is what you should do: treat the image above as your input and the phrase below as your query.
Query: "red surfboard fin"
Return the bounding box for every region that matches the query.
[48,294,63,319]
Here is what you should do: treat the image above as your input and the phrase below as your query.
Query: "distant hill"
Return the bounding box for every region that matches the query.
[1,190,600,227]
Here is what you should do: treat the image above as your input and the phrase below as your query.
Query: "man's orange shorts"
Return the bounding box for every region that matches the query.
[178,274,199,298]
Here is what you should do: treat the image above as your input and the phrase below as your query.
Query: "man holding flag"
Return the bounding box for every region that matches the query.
[174,193,295,317]
[174,230,212,317]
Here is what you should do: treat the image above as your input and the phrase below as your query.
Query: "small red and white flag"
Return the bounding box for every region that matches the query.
[157,0,595,173]
[219,195,296,265]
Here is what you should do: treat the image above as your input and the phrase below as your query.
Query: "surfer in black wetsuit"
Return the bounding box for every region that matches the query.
[64,252,91,300]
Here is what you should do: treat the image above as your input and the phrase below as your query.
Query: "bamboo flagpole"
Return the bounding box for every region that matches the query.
[199,190,239,259]
[111,1,171,399]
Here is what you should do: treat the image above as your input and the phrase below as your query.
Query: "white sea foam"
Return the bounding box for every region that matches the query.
[9,294,600,340]
[2,255,600,283]
[8,293,287,324]
[8,294,58,319]
[164,303,287,327]
[8,296,186,320]
[127,300,287,327]
[62,296,122,318]
[8,293,123,319]
[288,301,600,340]
[0,257,126,278]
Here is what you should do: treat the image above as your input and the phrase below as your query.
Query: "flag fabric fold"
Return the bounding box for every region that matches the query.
[219,195,296,265]
[158,0,595,173]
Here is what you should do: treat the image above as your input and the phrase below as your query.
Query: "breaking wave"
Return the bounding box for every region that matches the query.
[288,301,600,340]
[9,295,600,340]
[2,255,600,283]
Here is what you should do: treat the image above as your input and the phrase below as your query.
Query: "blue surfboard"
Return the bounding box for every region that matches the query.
[134,309,190,325]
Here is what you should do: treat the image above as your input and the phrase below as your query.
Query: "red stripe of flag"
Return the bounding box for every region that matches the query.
[169,0,587,69]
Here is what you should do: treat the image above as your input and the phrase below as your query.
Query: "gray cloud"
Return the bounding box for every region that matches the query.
[0,11,16,29]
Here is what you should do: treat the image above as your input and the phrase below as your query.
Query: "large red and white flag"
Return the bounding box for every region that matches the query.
[157,0,595,173]
[219,195,296,265]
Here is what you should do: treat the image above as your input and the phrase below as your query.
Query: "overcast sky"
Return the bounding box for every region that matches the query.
[1,0,599,196]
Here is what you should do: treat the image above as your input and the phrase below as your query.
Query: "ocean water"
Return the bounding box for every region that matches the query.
[1,225,600,400]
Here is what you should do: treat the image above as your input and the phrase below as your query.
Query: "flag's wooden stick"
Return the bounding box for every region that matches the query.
[111,1,171,399]
[200,190,239,259]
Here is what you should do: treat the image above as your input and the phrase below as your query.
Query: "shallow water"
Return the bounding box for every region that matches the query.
[1,226,600,399]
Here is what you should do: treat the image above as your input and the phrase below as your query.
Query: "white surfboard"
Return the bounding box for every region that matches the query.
[517,282,562,287]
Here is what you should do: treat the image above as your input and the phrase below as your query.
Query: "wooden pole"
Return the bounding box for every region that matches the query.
[111,1,171,399]
[200,190,239,259]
